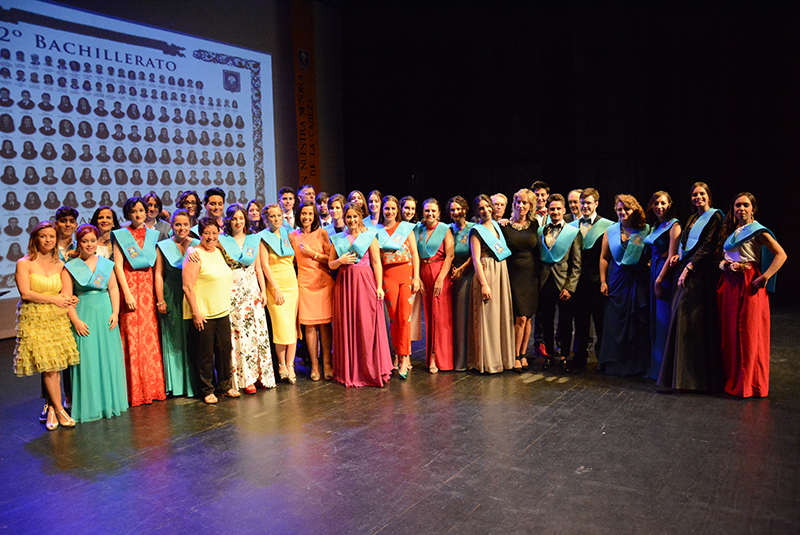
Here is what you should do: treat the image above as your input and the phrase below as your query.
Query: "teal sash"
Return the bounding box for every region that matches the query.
[415,222,449,259]
[65,256,114,290]
[258,226,294,257]
[681,208,723,257]
[570,217,612,249]
[451,222,474,258]
[608,223,651,266]
[538,223,580,264]
[157,238,199,268]
[724,221,777,293]
[112,227,159,269]
[644,218,679,245]
[218,234,260,266]
[323,223,342,240]
[189,224,199,238]
[377,221,415,251]
[330,229,377,260]
[57,242,75,262]
[471,221,511,261]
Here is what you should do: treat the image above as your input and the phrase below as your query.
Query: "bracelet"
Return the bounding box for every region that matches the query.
[157,301,165,306]
[314,252,318,260]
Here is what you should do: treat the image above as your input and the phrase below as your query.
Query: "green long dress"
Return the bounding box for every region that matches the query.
[157,239,199,397]
[67,256,129,422]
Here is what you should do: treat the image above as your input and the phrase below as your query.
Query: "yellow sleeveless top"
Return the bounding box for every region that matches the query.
[183,247,233,320]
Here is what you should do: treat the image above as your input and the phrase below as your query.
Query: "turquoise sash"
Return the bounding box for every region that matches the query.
[608,223,651,266]
[112,227,159,269]
[65,256,114,290]
[538,223,580,264]
[157,238,199,268]
[451,222,474,258]
[330,229,377,260]
[218,234,260,266]
[323,223,342,240]
[57,242,75,262]
[570,217,612,249]
[415,222,450,259]
[471,221,511,261]
[724,221,777,293]
[644,218,679,245]
[189,224,199,238]
[377,221,415,251]
[258,226,294,257]
[681,208,723,258]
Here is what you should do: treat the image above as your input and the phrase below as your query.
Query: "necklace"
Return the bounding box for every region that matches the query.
[510,219,530,231]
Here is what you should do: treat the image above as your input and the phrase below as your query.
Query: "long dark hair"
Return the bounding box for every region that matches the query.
[718,191,758,254]
[645,191,675,227]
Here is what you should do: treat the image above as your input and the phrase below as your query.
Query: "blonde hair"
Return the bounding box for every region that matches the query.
[27,221,59,261]
[511,188,536,222]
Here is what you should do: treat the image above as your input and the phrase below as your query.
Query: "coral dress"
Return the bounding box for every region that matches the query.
[291,227,335,325]
[420,239,455,371]
[14,272,80,376]
[118,226,166,406]
[332,235,393,387]
[380,223,415,356]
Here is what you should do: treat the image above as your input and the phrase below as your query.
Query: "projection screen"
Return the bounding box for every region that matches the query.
[0,0,276,300]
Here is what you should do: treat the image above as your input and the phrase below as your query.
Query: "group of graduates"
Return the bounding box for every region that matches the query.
[12,179,786,430]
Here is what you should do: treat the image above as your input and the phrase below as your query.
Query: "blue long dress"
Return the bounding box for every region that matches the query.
[644,219,678,380]
[67,256,129,422]
[598,225,651,377]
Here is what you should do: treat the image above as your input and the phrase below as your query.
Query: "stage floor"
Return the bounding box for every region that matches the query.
[1,310,798,535]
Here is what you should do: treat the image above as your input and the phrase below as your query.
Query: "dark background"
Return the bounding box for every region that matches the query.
[44,0,800,304]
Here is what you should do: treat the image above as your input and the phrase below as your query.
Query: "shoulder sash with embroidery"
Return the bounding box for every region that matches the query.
[644,218,679,245]
[218,234,260,266]
[377,221,415,251]
[112,227,158,269]
[66,256,114,290]
[608,223,651,265]
[258,226,294,257]
[157,237,200,268]
[451,222,475,257]
[471,220,511,261]
[330,228,377,260]
[415,222,449,259]
[538,224,580,264]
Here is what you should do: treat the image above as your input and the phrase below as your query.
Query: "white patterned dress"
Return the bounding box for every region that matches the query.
[230,262,275,389]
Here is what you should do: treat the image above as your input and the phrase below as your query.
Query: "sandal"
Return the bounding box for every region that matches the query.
[310,371,321,381]
[278,363,289,381]
[39,403,49,424]
[287,364,297,384]
[204,394,218,404]
[45,407,58,431]
[429,363,439,374]
[224,388,241,398]
[513,357,523,373]
[56,409,76,428]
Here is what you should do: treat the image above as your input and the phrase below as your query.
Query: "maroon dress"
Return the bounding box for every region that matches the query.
[420,241,454,371]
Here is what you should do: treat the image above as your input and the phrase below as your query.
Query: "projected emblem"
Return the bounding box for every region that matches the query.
[223,70,241,93]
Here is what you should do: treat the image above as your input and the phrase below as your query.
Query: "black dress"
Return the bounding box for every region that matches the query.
[658,210,724,391]
[501,219,540,317]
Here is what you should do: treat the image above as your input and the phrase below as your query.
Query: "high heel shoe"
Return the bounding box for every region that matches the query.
[278,363,289,381]
[39,403,49,424]
[398,357,410,380]
[244,384,257,394]
[56,409,75,428]
[429,363,439,374]
[323,363,333,381]
[45,407,58,431]
[287,364,297,384]
[542,357,553,371]
[310,371,321,381]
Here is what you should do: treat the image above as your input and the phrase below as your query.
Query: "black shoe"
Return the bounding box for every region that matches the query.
[560,357,571,373]
[541,357,553,371]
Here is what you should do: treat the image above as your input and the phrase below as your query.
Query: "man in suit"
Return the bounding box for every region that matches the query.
[564,189,583,224]
[570,187,612,369]
[537,194,582,373]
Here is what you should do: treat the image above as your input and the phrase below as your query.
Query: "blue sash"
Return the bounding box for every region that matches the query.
[57,242,75,262]
[377,221,415,251]
[157,238,200,268]
[322,223,342,240]
[644,218,679,245]
[65,256,114,290]
[258,226,294,257]
[724,221,777,292]
[681,208,723,258]
[538,224,580,264]
[330,229,377,260]
[218,234,260,267]
[570,217,612,249]
[608,223,650,266]
[415,222,450,259]
[471,221,511,261]
[112,227,159,269]
[451,222,474,258]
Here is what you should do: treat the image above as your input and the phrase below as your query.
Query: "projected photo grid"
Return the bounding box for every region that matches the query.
[0,0,275,292]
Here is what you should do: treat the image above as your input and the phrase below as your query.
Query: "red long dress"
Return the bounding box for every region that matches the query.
[119,226,166,406]
[420,241,454,371]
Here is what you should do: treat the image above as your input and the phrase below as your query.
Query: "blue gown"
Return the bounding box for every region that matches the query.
[645,221,677,380]
[68,257,129,422]
[598,229,651,376]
